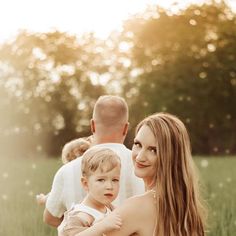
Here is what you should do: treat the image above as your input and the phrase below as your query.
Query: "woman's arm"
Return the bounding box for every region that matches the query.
[105,198,139,236]
[75,197,139,236]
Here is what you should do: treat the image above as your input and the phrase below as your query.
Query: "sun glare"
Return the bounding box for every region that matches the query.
[0,0,235,42]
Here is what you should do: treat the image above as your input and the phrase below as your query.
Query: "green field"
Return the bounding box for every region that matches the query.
[0,156,235,236]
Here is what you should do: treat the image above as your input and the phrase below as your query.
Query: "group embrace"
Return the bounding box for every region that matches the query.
[37,95,206,236]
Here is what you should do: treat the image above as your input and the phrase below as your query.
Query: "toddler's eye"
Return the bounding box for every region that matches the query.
[97,179,105,182]
[112,179,119,182]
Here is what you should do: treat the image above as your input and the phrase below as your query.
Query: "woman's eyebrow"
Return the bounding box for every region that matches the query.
[134,138,140,142]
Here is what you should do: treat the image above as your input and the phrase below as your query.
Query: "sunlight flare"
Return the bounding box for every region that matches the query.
[1,0,236,42]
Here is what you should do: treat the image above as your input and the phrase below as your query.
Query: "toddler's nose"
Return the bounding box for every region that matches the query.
[105,181,113,189]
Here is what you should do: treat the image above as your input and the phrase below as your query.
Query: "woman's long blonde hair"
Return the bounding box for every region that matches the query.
[136,113,207,236]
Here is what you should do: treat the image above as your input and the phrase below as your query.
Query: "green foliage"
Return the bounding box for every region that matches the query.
[0,1,236,156]
[119,1,236,154]
[0,31,106,157]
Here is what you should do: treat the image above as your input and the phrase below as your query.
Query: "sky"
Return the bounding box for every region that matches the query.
[0,0,236,43]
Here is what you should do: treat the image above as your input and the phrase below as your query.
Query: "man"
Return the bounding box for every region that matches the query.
[43,95,144,227]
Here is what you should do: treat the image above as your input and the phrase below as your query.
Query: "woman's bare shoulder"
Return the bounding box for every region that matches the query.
[127,190,154,202]
[107,191,156,235]
[114,191,155,215]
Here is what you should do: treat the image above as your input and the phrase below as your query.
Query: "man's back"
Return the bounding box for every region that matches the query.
[46,143,144,218]
[44,95,145,227]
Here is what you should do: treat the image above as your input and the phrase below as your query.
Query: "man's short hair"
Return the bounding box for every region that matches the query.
[81,146,121,177]
[93,95,128,127]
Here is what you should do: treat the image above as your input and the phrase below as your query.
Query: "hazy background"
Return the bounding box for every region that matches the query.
[0,1,236,235]
[1,0,235,158]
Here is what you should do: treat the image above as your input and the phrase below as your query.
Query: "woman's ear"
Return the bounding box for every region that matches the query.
[81,176,89,192]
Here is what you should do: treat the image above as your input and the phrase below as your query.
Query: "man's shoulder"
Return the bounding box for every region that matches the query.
[55,157,82,176]
[95,143,131,153]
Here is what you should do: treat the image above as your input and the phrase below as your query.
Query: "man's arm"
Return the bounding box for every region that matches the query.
[43,208,63,227]
[43,165,66,227]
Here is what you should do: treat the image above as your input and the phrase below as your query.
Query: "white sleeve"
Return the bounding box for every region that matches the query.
[131,168,145,195]
[46,166,66,218]
[126,157,145,196]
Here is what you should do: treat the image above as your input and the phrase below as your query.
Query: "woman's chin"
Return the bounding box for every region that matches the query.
[134,169,146,179]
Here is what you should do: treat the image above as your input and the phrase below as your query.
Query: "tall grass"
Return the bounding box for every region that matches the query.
[0,156,61,236]
[0,156,235,236]
[196,157,236,236]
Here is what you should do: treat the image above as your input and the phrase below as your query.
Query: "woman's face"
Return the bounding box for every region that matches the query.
[132,124,158,187]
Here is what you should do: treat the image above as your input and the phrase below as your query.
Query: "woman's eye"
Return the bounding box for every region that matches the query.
[133,141,141,148]
[150,148,157,154]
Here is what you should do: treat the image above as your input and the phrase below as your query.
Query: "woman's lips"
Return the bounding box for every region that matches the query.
[136,162,149,168]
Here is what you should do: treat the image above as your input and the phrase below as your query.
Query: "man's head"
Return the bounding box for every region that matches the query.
[91,95,129,144]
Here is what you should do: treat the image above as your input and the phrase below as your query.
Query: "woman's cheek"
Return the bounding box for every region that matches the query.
[132,149,138,162]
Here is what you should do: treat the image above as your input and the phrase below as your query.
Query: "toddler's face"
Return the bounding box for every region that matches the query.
[85,166,120,206]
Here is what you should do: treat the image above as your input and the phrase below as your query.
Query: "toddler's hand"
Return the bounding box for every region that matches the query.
[96,211,122,233]
[36,193,47,206]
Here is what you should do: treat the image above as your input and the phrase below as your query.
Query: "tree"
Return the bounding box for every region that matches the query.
[119,1,236,154]
[0,31,106,157]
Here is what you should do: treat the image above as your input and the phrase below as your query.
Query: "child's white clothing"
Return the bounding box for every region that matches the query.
[58,203,111,236]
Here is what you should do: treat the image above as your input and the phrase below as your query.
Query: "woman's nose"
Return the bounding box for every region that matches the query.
[135,149,146,162]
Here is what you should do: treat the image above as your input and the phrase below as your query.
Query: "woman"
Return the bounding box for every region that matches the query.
[76,112,207,236]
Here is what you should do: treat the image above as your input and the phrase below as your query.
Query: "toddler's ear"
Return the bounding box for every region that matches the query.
[81,177,89,191]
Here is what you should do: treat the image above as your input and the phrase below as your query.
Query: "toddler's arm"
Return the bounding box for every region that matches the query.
[74,211,122,236]
[58,210,93,236]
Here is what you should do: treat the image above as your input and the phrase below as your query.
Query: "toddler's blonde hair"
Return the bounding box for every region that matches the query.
[61,137,91,164]
[81,146,121,177]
